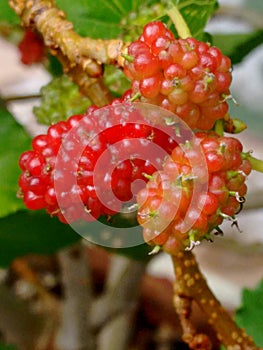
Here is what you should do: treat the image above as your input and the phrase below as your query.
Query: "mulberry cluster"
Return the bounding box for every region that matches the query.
[137,132,252,253]
[123,21,232,130]
[18,100,177,223]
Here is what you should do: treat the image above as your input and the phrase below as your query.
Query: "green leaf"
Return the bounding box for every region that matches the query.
[0,210,80,267]
[56,0,133,39]
[120,0,218,42]
[34,75,91,125]
[108,244,153,261]
[0,101,31,218]
[172,0,219,39]
[46,54,64,77]
[235,279,263,346]
[119,0,167,41]
[0,2,20,24]
[0,344,17,350]
[97,213,152,261]
[0,209,152,266]
[212,30,263,64]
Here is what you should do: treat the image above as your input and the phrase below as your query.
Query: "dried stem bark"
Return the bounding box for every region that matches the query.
[8,0,122,105]
[171,250,262,350]
[8,0,124,66]
[54,50,112,106]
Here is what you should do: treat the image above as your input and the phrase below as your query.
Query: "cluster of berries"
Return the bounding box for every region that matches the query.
[137,132,252,253]
[17,20,252,252]
[18,99,178,223]
[123,21,232,130]
[18,29,46,65]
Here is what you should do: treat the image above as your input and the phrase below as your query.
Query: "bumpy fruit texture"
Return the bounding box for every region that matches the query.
[18,29,46,65]
[123,21,232,130]
[34,75,91,125]
[137,132,252,253]
[18,99,178,224]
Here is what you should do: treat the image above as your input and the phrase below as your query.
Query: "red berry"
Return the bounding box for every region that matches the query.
[19,151,35,171]
[139,74,162,99]
[164,64,186,80]
[18,29,46,65]
[32,134,48,152]
[181,51,199,70]
[151,36,171,55]
[198,192,219,216]
[133,54,160,79]
[141,21,172,46]
[215,71,232,93]
[128,41,150,56]
[24,191,46,210]
[205,151,224,172]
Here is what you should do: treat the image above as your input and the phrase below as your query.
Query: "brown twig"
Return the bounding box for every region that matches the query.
[171,250,261,350]
[8,0,122,105]
[4,93,42,102]
[54,49,112,106]
[173,291,212,350]
[8,0,124,67]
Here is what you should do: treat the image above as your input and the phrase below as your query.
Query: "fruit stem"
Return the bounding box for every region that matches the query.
[223,115,247,134]
[129,92,141,102]
[121,53,134,63]
[214,119,224,136]
[167,6,192,39]
[246,154,263,173]
[171,250,260,349]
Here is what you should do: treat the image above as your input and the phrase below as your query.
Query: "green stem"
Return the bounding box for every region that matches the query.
[214,119,224,136]
[129,92,141,102]
[167,6,192,39]
[247,154,263,173]
[121,53,134,63]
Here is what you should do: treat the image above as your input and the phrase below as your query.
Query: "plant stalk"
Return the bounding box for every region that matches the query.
[247,155,263,173]
[167,6,192,39]
[171,250,260,350]
[8,0,124,66]
[53,49,112,105]
[4,94,41,102]
[8,0,119,105]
